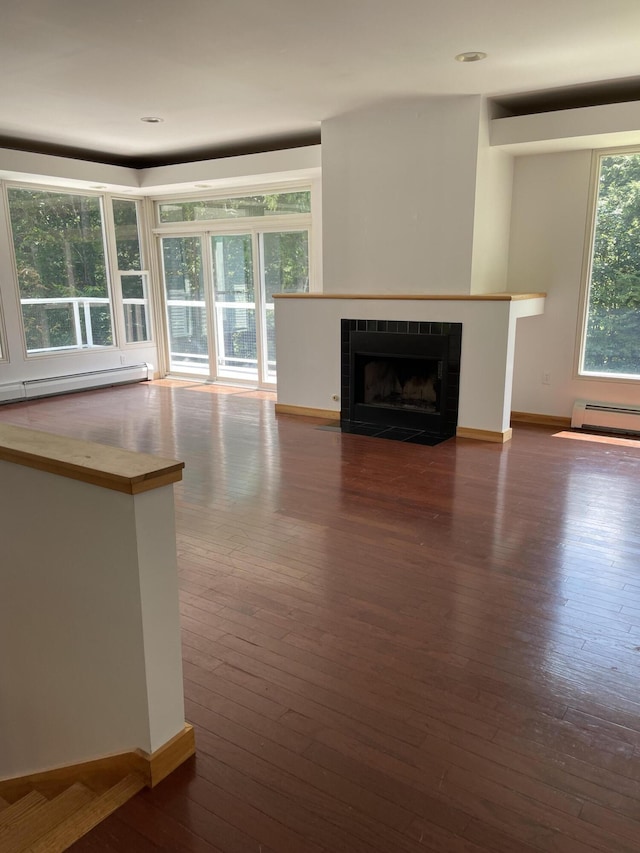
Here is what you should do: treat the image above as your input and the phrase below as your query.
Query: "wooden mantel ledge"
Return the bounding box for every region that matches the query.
[272,292,546,301]
[0,423,184,494]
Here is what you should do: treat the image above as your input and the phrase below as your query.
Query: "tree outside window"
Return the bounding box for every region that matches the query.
[8,188,113,353]
[582,153,640,378]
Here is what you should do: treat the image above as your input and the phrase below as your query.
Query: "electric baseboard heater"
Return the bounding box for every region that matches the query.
[571,399,640,436]
[0,363,153,405]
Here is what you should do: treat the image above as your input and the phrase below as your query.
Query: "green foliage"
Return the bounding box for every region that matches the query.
[162,237,208,358]
[585,154,640,375]
[9,188,108,299]
[8,188,113,350]
[263,231,309,301]
[112,199,141,271]
[162,236,205,301]
[213,234,254,300]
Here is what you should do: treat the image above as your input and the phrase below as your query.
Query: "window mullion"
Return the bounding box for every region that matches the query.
[253,230,268,387]
[103,195,125,349]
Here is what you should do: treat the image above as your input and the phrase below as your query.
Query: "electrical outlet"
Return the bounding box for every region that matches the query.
[120,355,126,365]
[542,371,551,385]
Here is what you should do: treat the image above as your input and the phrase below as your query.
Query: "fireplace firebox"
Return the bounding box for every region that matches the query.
[341,319,462,443]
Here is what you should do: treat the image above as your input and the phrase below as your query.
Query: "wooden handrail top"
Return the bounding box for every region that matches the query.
[272,292,546,301]
[0,423,184,494]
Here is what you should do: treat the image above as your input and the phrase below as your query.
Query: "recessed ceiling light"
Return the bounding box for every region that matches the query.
[455,51,487,63]
[140,116,164,123]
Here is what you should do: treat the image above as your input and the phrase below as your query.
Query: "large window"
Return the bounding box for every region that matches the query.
[7,187,151,355]
[581,152,640,379]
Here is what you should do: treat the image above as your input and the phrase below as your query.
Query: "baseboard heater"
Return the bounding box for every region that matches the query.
[571,399,640,436]
[0,363,153,405]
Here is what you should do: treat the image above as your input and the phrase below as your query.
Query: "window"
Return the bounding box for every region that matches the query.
[8,188,114,353]
[7,188,152,355]
[158,191,311,223]
[112,198,152,343]
[581,152,640,379]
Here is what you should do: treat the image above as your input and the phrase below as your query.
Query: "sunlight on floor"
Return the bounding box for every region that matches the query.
[553,429,640,448]
[150,378,276,401]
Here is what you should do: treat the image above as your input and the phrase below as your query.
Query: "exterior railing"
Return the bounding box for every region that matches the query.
[21,296,150,352]
[21,296,112,352]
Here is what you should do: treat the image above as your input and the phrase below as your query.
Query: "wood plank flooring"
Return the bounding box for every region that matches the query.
[2,381,640,852]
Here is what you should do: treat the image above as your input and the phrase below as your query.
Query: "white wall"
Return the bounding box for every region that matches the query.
[470,102,514,294]
[508,150,640,417]
[321,97,484,295]
[0,463,185,778]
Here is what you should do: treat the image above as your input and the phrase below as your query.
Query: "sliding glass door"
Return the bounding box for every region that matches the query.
[160,227,309,385]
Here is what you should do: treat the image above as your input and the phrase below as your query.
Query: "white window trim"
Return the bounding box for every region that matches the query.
[0,297,8,363]
[105,196,155,349]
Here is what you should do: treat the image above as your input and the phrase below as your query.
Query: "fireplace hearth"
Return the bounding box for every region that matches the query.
[341,319,462,444]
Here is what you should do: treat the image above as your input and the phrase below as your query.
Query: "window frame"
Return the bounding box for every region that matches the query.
[577,146,640,385]
[104,195,154,349]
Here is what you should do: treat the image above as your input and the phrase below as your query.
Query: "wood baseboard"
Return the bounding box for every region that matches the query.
[510,411,572,428]
[275,403,340,421]
[456,426,513,443]
[275,408,571,439]
[0,724,195,800]
[134,724,196,787]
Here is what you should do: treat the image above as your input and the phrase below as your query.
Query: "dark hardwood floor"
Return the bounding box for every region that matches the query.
[3,380,640,852]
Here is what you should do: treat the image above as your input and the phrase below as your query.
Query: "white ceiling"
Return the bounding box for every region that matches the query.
[3,0,640,164]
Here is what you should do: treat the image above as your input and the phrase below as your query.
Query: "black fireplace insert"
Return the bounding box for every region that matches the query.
[340,319,462,443]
